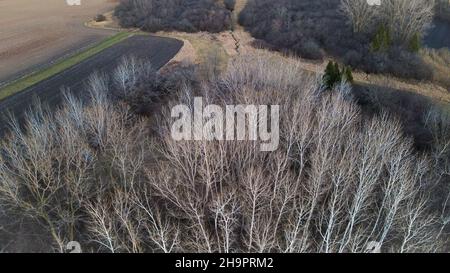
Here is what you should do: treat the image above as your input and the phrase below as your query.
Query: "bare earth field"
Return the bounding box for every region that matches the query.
[0,35,183,135]
[0,0,117,84]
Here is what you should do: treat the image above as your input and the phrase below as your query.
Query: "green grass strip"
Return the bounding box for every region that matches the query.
[0,32,132,101]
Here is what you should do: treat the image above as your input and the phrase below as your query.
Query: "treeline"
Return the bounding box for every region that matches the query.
[436,0,450,21]
[239,0,435,80]
[114,0,232,33]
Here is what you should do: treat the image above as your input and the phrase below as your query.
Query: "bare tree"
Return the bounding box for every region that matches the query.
[340,0,379,33]
[0,51,447,253]
[382,0,435,42]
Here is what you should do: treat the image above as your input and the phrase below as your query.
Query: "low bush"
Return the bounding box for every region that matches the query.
[323,61,353,89]
[224,0,236,12]
[94,14,106,22]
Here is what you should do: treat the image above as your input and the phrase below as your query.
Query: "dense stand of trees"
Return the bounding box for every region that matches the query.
[0,53,448,252]
[239,0,435,80]
[114,0,232,33]
[436,0,450,21]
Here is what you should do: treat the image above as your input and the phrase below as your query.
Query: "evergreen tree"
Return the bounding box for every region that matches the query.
[323,61,354,89]
[371,25,391,52]
[324,61,338,89]
[408,33,421,53]
[343,66,354,83]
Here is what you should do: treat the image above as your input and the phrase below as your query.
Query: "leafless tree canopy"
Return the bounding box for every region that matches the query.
[340,0,379,33]
[382,0,435,42]
[0,53,448,252]
[114,0,232,33]
[239,0,434,80]
[341,0,434,42]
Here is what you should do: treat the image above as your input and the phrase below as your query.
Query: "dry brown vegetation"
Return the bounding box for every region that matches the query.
[421,48,450,90]
[0,53,449,252]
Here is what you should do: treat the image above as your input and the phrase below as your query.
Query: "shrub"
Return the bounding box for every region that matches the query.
[408,33,422,53]
[343,66,354,82]
[352,83,435,150]
[371,25,391,52]
[94,14,107,22]
[421,48,450,89]
[323,61,354,89]
[296,40,324,60]
[224,0,236,11]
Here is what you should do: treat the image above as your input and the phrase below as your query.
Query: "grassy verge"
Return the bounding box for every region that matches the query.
[0,32,132,101]
[159,32,229,71]
[421,48,450,90]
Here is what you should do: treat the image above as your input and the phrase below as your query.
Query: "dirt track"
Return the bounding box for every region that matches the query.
[0,35,183,134]
[0,0,118,84]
